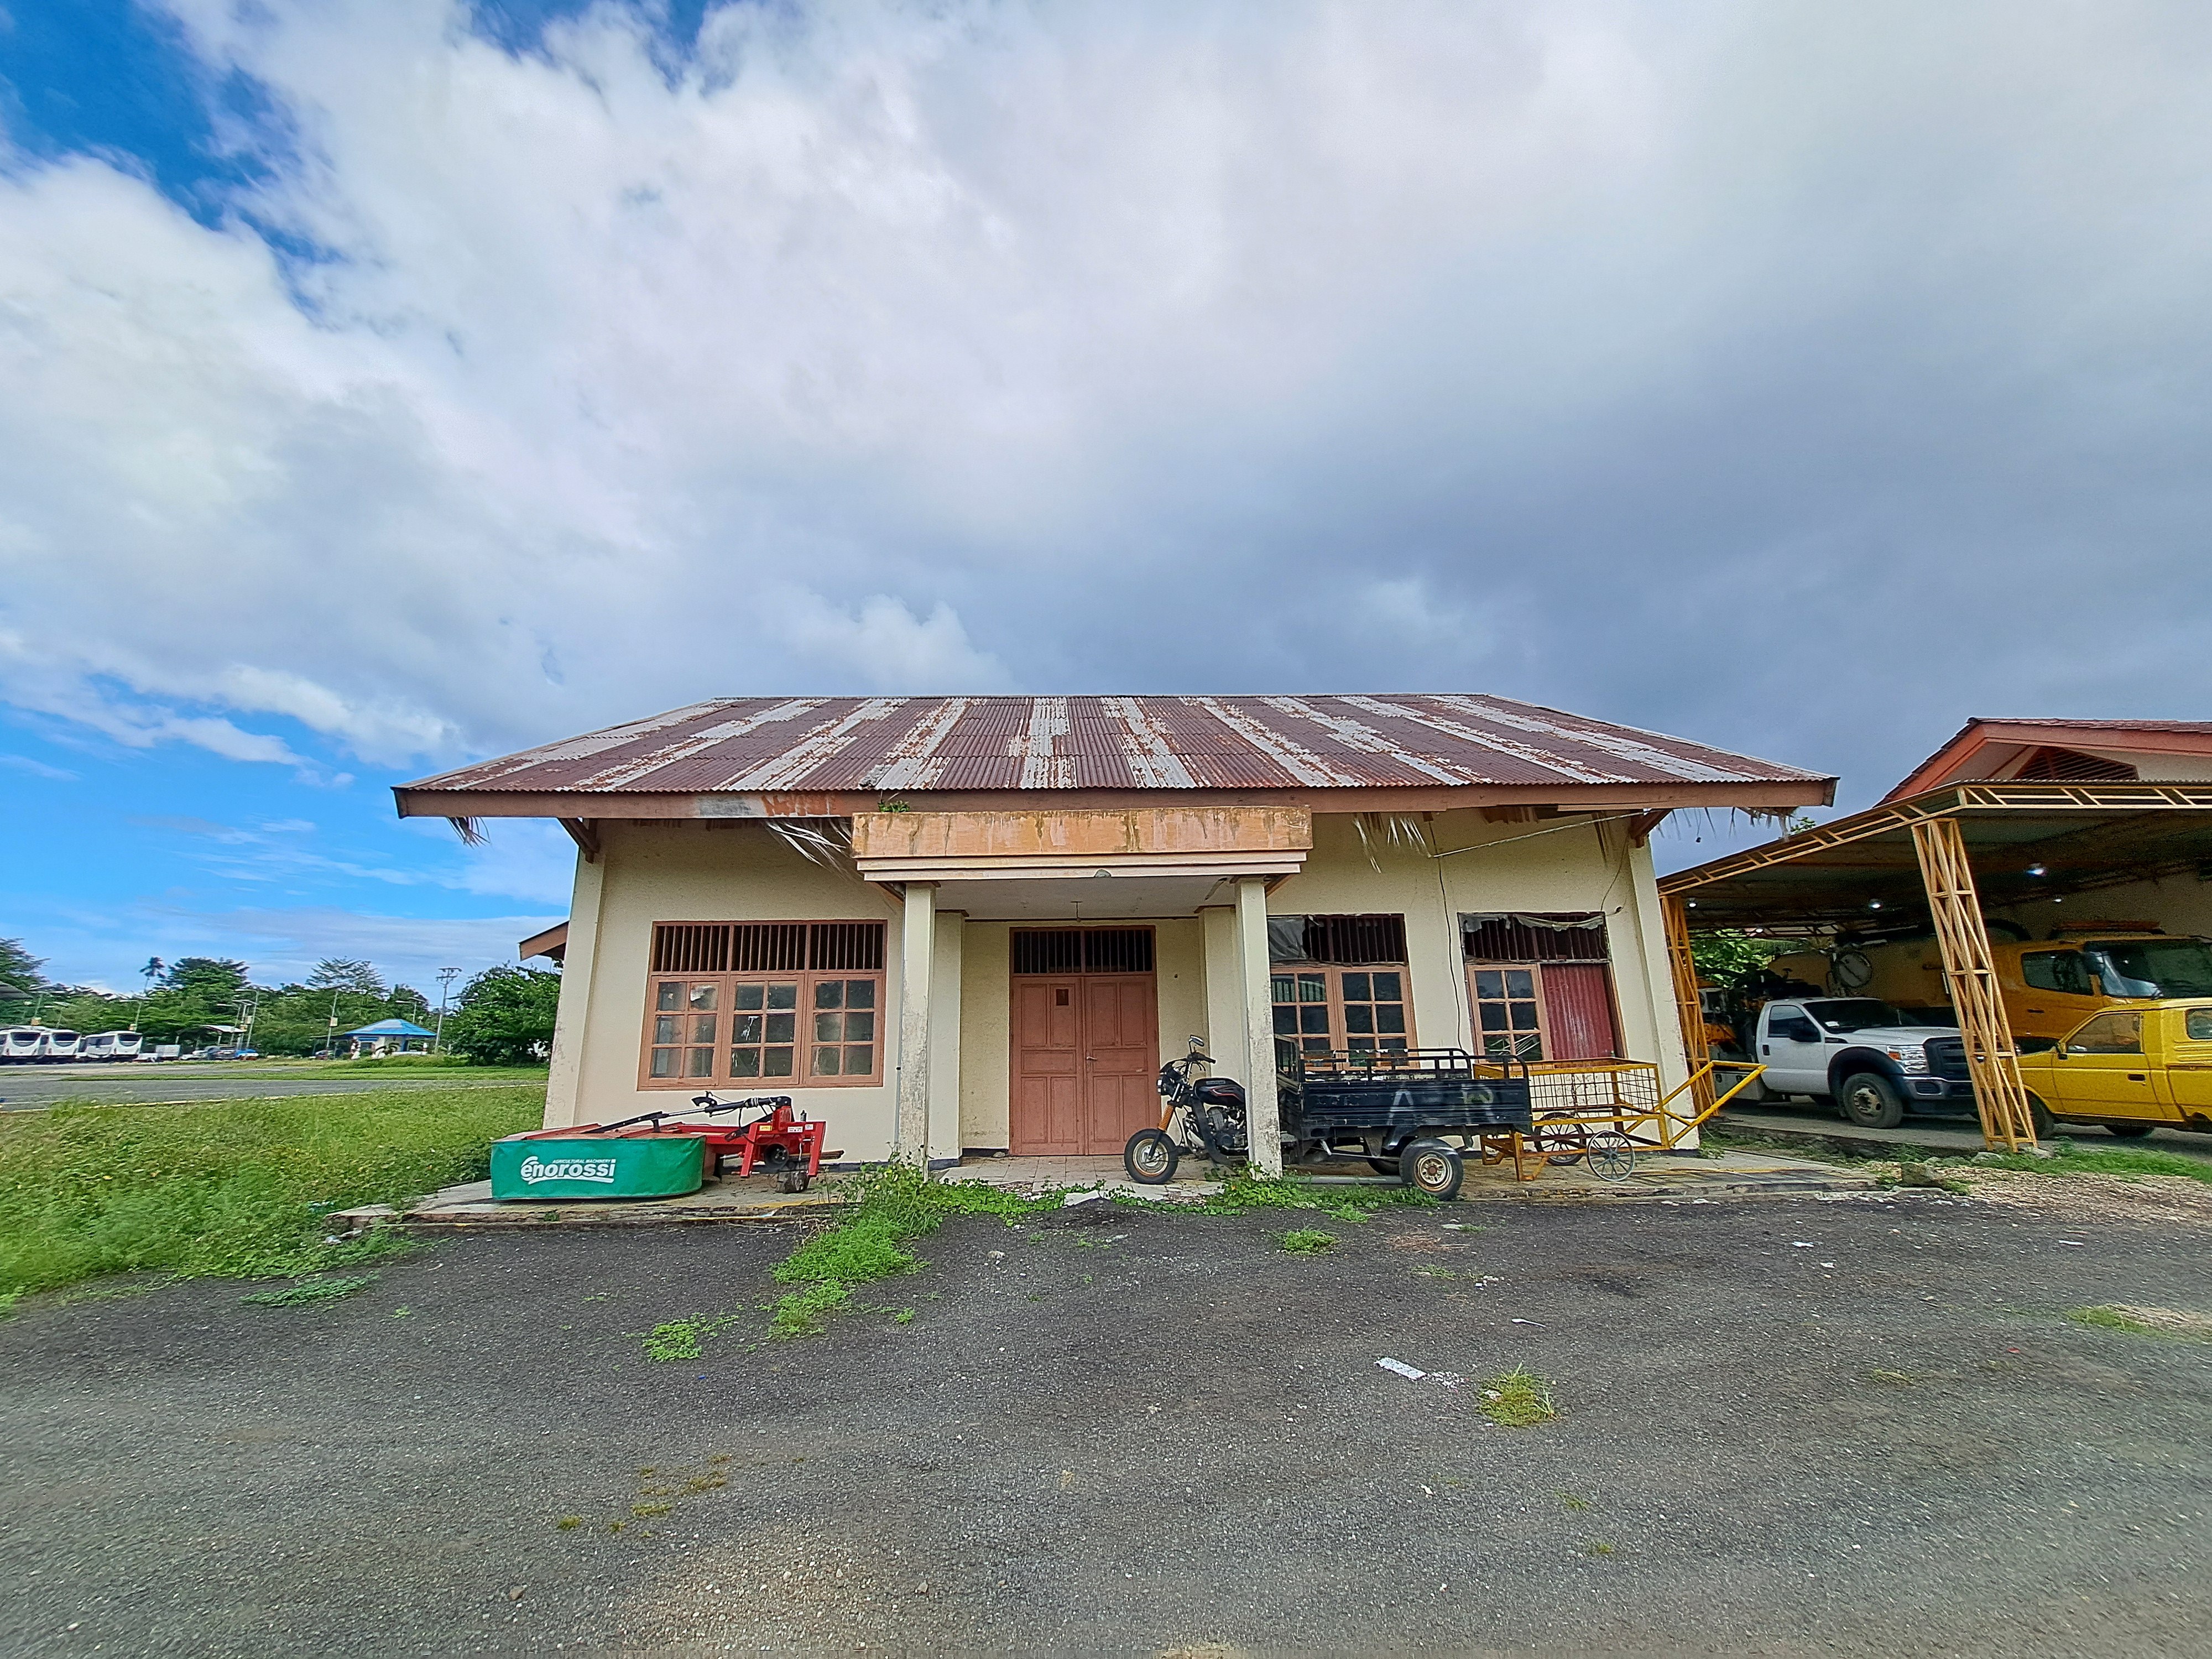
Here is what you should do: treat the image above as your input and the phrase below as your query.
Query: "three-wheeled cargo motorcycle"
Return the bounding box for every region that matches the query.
[1123,1038,1541,1199]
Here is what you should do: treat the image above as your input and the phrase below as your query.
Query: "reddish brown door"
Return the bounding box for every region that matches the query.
[1011,979,1084,1154]
[1012,970,1158,1155]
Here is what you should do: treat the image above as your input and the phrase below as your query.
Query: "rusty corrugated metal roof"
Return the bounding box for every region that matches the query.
[404,695,1824,797]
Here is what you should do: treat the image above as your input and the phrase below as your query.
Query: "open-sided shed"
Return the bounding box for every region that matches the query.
[1656,779,2212,1150]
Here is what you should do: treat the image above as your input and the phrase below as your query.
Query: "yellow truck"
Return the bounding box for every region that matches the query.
[1774,930,2212,1044]
[2016,1000,2212,1139]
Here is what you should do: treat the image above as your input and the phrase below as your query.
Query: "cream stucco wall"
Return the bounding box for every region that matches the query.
[547,821,905,1156]
[549,808,1688,1159]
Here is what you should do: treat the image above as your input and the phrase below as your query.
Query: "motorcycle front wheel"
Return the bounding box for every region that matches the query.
[1124,1128,1181,1186]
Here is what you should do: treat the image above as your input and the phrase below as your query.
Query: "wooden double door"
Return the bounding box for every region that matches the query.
[1011,971,1159,1155]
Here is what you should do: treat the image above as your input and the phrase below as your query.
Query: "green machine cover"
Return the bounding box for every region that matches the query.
[489,1135,705,1201]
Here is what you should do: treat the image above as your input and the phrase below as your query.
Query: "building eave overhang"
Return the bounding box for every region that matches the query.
[393,778,1835,823]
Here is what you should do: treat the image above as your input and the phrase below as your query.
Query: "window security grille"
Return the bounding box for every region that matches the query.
[1010,928,1156,975]
[1462,913,1609,964]
[652,920,885,974]
[1266,914,1408,966]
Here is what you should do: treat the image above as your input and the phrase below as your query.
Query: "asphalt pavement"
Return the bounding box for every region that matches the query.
[0,1062,532,1110]
[2,1190,2206,1656]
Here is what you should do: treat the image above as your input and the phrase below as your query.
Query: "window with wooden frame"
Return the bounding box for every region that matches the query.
[640,921,887,1088]
[1268,914,1413,1072]
[1461,912,1621,1063]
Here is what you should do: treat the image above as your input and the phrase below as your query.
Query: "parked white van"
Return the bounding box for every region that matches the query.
[1,1027,44,1063]
[80,1031,144,1062]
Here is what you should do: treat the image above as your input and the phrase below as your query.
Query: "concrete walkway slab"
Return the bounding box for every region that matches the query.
[347,1142,1874,1234]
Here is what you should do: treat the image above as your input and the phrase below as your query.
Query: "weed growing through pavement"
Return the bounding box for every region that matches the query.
[769,1282,849,1339]
[640,1313,742,1360]
[1195,1172,1438,1216]
[241,1274,378,1306]
[1478,1368,1558,1427]
[554,1516,582,1531]
[1583,1540,1616,1557]
[1557,1491,1592,1512]
[1277,1228,1337,1254]
[1863,1368,1917,1385]
[2067,1304,2212,1340]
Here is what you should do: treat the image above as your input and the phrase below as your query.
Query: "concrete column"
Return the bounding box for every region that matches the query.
[541,846,607,1130]
[927,912,966,1166]
[1618,831,1689,1091]
[895,883,937,1166]
[1199,905,1241,1065]
[1235,876,1284,1176]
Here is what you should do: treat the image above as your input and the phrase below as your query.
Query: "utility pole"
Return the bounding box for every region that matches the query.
[327,986,343,1058]
[434,967,462,1053]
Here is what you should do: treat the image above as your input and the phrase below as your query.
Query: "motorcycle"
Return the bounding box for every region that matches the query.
[1123,1036,1249,1185]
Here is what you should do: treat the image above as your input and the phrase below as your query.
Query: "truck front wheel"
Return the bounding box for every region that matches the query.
[1837,1072,1905,1130]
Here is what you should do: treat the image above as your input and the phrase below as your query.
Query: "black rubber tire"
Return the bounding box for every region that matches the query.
[1366,1155,1401,1177]
[2026,1093,2057,1139]
[2105,1123,2156,1140]
[1124,1128,1180,1186]
[1837,1072,1906,1130]
[1400,1137,1464,1201]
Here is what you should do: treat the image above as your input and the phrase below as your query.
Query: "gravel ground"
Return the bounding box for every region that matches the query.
[2,1188,2207,1657]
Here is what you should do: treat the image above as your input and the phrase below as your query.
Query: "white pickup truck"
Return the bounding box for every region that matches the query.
[1747,997,1977,1129]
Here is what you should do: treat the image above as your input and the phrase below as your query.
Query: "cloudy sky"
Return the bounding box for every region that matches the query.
[3,0,2209,992]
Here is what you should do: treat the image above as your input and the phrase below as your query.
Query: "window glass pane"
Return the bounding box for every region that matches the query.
[814,1046,842,1075]
[1271,974,1296,1003]
[689,984,717,1011]
[654,1015,681,1045]
[1380,1035,1408,1052]
[1371,972,1401,1001]
[844,1011,874,1042]
[729,1049,761,1077]
[1505,969,1535,998]
[1342,972,1370,1001]
[1510,1001,1540,1030]
[846,980,876,1009]
[1479,1004,1510,1031]
[1298,974,1329,1003]
[766,1013,795,1043]
[2022,954,2059,992]
[1273,1006,1299,1035]
[1475,971,1503,999]
[815,980,844,1009]
[735,984,765,1011]
[687,1047,714,1077]
[844,1045,873,1074]
[816,1012,843,1043]
[1376,1005,1406,1034]
[2068,1013,2142,1054]
[1347,1035,1375,1053]
[1344,1005,1374,1034]
[656,982,683,1011]
[691,1015,716,1044]
[1301,1036,1332,1053]
[1301,1006,1331,1035]
[767,983,799,1010]
[734,1014,763,1043]
[764,1047,795,1077]
[650,1047,679,1077]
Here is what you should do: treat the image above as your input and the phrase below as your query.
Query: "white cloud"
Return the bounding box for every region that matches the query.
[1,0,2209,797]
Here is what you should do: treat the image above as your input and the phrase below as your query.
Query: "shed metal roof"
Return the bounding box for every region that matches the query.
[400,695,1827,806]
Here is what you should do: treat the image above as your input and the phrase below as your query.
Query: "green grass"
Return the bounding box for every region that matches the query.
[0,1084,543,1297]
[1192,1171,1439,1216]
[2066,1303,2212,1340]
[240,1274,378,1306]
[1478,1367,1559,1427]
[1979,1142,2212,1185]
[1276,1228,1337,1254]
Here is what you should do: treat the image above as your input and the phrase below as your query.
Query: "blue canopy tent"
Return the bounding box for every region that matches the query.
[341,1018,436,1056]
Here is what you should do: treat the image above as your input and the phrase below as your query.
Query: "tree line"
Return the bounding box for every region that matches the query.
[0,938,559,1066]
